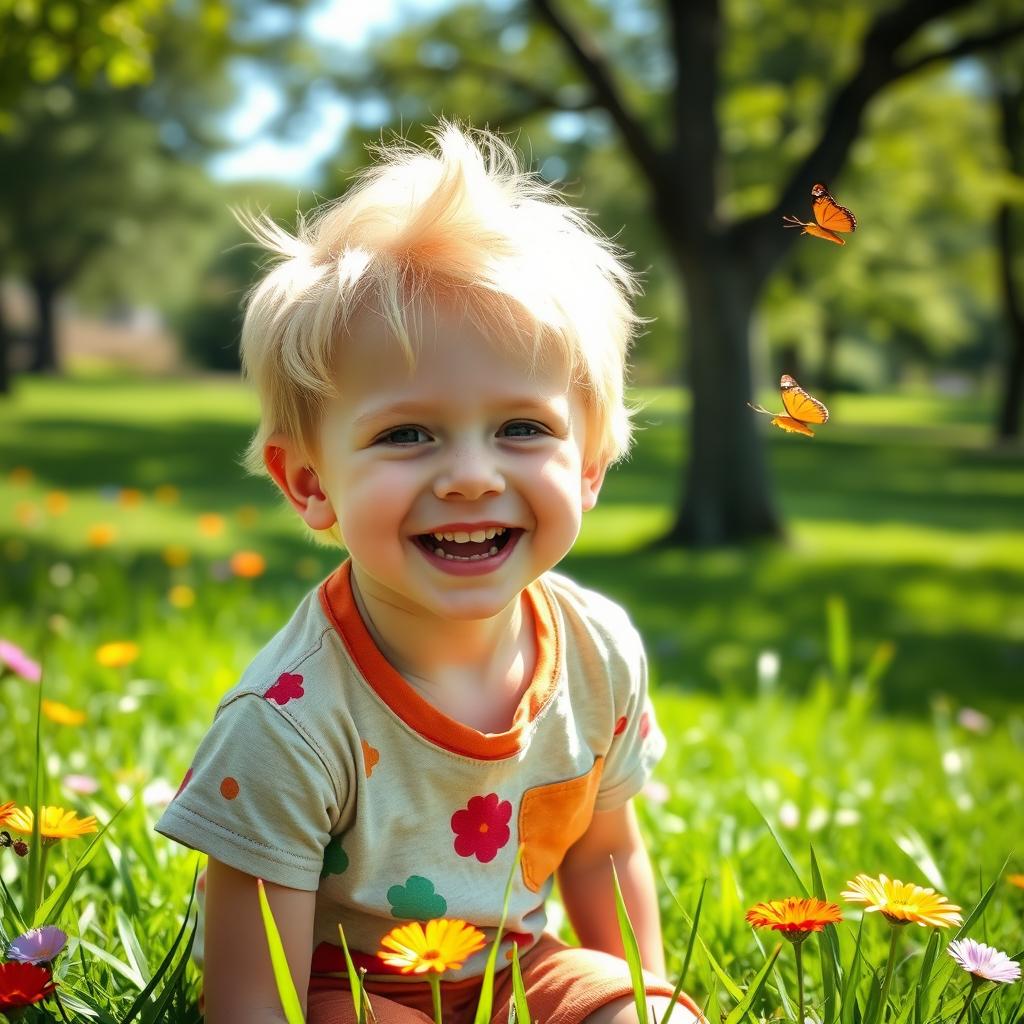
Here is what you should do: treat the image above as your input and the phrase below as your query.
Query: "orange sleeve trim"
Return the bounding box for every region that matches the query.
[317,562,562,760]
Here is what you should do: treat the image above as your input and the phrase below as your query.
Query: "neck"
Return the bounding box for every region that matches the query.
[348,565,528,685]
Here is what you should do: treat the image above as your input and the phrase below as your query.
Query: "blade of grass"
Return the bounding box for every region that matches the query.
[826,594,850,686]
[140,917,199,1024]
[840,916,865,1024]
[610,857,649,1024]
[811,847,841,1024]
[116,908,153,987]
[25,672,44,920]
[337,923,366,1024]
[509,942,532,1024]
[474,845,523,1024]
[912,930,940,1024]
[723,943,782,1024]
[751,802,808,897]
[257,877,306,1024]
[658,879,706,1024]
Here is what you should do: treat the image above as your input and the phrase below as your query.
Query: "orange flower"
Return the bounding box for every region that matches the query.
[7,806,98,841]
[95,641,140,668]
[378,919,487,974]
[842,874,963,928]
[230,550,266,578]
[15,502,38,526]
[1006,874,1024,890]
[41,700,86,726]
[746,897,842,936]
[86,523,117,547]
[198,513,225,537]
[9,467,33,486]
[0,800,14,826]
[118,488,143,508]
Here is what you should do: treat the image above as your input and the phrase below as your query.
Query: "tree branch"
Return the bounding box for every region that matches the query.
[527,0,663,183]
[896,18,1024,79]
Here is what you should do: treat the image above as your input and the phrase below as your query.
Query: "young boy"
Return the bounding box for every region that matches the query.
[155,121,701,1024]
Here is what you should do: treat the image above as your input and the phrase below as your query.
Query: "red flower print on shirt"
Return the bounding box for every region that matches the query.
[174,767,193,799]
[639,710,651,739]
[451,793,512,863]
[613,716,627,736]
[264,672,304,706]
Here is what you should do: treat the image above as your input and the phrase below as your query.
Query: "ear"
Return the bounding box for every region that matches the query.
[263,434,338,531]
[580,457,609,512]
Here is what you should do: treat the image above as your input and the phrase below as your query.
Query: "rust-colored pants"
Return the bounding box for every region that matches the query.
[307,934,702,1024]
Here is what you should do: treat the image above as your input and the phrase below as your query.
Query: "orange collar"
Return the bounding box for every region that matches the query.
[318,562,561,759]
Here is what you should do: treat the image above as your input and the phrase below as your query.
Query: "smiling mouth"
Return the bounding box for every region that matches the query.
[415,526,518,562]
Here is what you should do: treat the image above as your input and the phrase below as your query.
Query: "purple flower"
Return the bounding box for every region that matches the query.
[7,926,68,964]
[0,639,41,683]
[948,938,1021,984]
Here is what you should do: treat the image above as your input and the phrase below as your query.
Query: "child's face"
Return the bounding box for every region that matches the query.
[306,300,606,621]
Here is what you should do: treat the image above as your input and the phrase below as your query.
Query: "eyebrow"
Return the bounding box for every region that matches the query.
[352,397,566,429]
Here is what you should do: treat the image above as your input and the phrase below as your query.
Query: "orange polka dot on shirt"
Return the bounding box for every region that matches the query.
[220,777,240,800]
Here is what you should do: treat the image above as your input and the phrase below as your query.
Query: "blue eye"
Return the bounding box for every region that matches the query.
[380,426,430,445]
[501,421,543,438]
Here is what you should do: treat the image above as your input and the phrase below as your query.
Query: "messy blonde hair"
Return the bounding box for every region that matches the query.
[237,119,642,544]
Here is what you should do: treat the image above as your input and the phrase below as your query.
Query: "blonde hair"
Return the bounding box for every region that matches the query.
[237,119,642,544]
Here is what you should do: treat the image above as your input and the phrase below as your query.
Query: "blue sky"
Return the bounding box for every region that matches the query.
[209,0,446,184]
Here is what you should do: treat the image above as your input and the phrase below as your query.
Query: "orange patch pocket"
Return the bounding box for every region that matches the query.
[518,757,604,892]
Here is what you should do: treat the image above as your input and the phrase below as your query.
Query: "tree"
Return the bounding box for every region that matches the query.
[325,0,1024,545]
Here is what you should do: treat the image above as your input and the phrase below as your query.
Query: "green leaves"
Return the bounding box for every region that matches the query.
[256,877,306,1024]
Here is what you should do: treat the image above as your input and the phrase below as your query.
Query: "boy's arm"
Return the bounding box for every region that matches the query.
[203,857,316,1024]
[556,799,666,977]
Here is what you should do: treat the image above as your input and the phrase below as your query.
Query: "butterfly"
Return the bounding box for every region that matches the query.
[748,374,830,437]
[783,182,857,246]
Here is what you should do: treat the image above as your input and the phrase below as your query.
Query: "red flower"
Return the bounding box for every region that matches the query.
[265,672,305,706]
[451,793,512,863]
[0,961,56,1009]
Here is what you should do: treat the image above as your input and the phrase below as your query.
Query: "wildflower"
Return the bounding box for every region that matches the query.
[230,550,266,578]
[162,544,191,568]
[142,779,178,807]
[15,501,39,526]
[41,699,87,726]
[956,708,991,734]
[119,488,143,507]
[154,484,180,504]
[1007,874,1024,890]
[0,639,42,683]
[95,641,140,668]
[44,491,69,516]
[236,505,260,525]
[86,522,117,547]
[948,939,1021,984]
[746,897,842,937]
[48,562,73,587]
[169,584,196,608]
[62,774,100,796]
[0,801,14,826]
[842,873,963,928]
[0,961,56,1008]
[7,806,98,842]
[8,926,68,965]
[378,919,487,974]
[9,466,33,485]
[198,513,226,537]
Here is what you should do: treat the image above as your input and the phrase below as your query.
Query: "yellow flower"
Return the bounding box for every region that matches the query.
[154,484,180,504]
[230,550,266,578]
[161,544,191,568]
[1007,874,1024,890]
[378,919,487,974]
[746,897,843,936]
[198,513,225,537]
[0,800,14,826]
[118,488,143,507]
[15,502,39,526]
[95,641,140,668]
[44,491,69,516]
[41,699,87,726]
[7,805,98,841]
[169,584,196,608]
[87,523,117,547]
[9,466,33,485]
[842,874,963,928]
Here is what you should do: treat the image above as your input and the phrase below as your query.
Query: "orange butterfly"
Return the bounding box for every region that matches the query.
[748,374,830,437]
[783,182,857,246]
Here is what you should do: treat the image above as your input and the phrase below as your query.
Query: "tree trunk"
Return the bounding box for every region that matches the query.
[660,235,783,546]
[995,199,1024,440]
[27,271,59,374]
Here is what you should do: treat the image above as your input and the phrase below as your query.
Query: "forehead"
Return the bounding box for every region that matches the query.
[335,299,573,407]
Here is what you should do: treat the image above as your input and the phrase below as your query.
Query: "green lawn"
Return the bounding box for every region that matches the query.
[0,375,1022,1022]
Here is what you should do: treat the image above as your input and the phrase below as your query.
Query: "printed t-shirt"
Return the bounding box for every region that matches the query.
[154,562,666,991]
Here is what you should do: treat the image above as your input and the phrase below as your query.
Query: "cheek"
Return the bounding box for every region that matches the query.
[335,464,416,540]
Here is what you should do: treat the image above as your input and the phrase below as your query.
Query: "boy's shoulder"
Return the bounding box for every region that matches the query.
[212,578,345,717]
[539,569,644,665]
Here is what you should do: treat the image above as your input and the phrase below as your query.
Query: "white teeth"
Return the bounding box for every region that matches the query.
[469,529,487,543]
[434,547,445,557]
[453,531,470,543]
[484,527,497,540]
[443,532,455,542]
[488,546,497,555]
[433,532,444,541]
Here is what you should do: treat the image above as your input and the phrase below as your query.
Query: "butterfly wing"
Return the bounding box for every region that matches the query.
[803,223,845,245]
[811,183,856,234]
[771,415,815,437]
[779,374,829,425]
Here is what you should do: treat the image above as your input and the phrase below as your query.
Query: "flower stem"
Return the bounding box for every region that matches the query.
[952,977,981,1024]
[793,938,806,1024]
[428,973,443,1024]
[877,925,900,1022]
[35,841,51,914]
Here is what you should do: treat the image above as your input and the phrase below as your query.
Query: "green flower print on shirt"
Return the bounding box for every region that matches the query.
[387,875,447,920]
[321,835,349,878]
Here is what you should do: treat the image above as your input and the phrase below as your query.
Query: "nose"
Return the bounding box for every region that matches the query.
[433,440,505,501]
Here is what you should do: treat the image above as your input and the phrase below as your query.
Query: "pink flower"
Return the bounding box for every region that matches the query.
[62,774,99,796]
[451,793,512,863]
[948,939,1021,984]
[7,926,67,965]
[0,639,42,683]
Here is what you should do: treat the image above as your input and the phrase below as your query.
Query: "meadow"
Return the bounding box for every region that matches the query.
[0,375,1022,1022]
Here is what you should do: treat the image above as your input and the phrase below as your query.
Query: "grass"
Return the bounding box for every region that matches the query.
[0,374,1022,1021]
